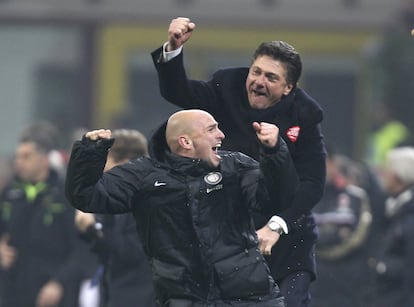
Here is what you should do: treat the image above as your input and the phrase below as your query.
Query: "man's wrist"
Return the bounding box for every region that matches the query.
[267,221,284,235]
[162,42,183,62]
[267,216,288,235]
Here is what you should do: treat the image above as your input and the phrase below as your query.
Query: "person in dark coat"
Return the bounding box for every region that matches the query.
[65,109,298,307]
[0,129,84,307]
[75,129,156,307]
[311,148,373,307]
[369,146,414,307]
[151,17,326,306]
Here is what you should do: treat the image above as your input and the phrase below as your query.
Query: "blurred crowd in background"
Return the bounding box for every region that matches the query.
[0,0,413,306]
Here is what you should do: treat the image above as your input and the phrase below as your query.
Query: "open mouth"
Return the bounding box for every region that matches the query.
[252,89,266,96]
[212,144,221,154]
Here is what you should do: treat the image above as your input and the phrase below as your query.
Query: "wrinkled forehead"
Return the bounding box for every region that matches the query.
[251,55,288,73]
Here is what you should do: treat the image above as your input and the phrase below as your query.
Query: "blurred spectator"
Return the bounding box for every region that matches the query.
[311,146,373,306]
[363,0,414,166]
[75,129,156,307]
[20,121,69,179]
[369,147,414,307]
[0,123,85,307]
[335,153,388,240]
[364,101,410,169]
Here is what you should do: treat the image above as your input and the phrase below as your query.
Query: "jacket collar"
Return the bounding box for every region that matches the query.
[164,151,216,176]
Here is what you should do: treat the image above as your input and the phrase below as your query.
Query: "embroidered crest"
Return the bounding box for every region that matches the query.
[204,172,222,185]
[286,126,300,142]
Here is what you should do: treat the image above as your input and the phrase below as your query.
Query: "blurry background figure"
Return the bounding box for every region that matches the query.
[362,0,414,169]
[0,122,85,307]
[75,129,156,307]
[364,101,410,171]
[20,121,69,180]
[311,144,373,307]
[369,147,414,307]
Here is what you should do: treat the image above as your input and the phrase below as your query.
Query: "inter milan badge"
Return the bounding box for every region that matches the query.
[204,172,222,185]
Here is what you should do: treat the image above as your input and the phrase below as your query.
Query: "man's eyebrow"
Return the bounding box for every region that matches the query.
[207,122,219,129]
[265,71,279,77]
[251,65,279,77]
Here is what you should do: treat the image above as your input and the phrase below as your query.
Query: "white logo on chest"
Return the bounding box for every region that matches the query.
[204,172,223,194]
[206,184,223,194]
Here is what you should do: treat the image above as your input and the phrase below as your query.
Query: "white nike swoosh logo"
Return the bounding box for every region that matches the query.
[206,184,223,193]
[154,181,167,187]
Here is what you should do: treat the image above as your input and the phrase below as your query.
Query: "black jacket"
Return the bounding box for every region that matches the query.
[0,170,83,307]
[65,122,297,306]
[84,213,156,307]
[151,47,326,280]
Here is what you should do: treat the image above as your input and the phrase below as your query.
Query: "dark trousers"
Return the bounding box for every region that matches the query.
[278,271,312,307]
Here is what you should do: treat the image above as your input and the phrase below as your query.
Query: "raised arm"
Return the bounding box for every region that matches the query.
[65,130,135,214]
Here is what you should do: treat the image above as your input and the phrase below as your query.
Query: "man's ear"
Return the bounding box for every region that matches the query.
[178,135,192,149]
[283,83,294,96]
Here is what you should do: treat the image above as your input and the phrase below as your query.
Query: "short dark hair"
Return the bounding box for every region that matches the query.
[109,129,148,162]
[19,121,59,154]
[252,41,302,87]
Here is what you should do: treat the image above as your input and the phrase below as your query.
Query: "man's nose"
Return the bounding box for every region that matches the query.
[255,74,266,85]
[218,129,225,140]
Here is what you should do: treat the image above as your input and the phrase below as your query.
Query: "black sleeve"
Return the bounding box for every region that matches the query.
[240,137,299,216]
[151,46,219,111]
[65,137,137,214]
[258,137,299,215]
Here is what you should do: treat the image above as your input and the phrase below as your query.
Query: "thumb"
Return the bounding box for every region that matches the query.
[252,122,261,132]
[188,22,196,32]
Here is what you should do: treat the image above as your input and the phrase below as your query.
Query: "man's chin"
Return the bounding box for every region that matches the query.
[209,158,221,168]
[248,95,272,109]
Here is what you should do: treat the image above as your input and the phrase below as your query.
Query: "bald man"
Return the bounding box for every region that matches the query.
[65,109,298,307]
